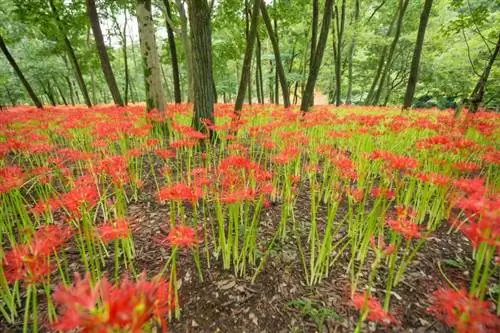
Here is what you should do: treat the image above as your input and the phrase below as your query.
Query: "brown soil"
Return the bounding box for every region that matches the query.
[1,178,476,333]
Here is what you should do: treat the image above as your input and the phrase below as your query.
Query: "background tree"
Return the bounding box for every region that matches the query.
[187,0,215,135]
[86,0,123,106]
[137,0,165,111]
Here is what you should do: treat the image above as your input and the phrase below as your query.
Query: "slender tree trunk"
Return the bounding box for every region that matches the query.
[40,79,57,106]
[53,77,68,105]
[346,0,360,104]
[373,0,410,105]
[268,60,274,103]
[469,33,500,113]
[402,0,433,109]
[235,0,260,112]
[176,0,194,102]
[164,0,182,103]
[122,10,130,104]
[86,0,123,106]
[364,7,399,105]
[260,0,290,108]
[0,34,43,108]
[255,32,262,103]
[187,0,215,136]
[333,0,346,106]
[64,75,75,105]
[137,0,165,111]
[300,0,334,112]
[49,0,91,107]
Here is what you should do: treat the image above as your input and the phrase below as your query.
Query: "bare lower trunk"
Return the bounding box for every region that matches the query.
[0,34,43,108]
[188,0,215,136]
[86,0,123,106]
[235,0,260,112]
[49,0,91,107]
[137,0,165,111]
[300,0,334,112]
[468,33,500,113]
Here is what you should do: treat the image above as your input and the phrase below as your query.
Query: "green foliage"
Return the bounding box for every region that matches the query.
[288,298,340,330]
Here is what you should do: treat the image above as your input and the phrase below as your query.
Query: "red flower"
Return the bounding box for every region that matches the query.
[157,182,201,203]
[386,218,422,240]
[96,218,130,243]
[97,155,130,185]
[53,273,171,332]
[159,224,199,248]
[428,288,500,333]
[351,292,397,325]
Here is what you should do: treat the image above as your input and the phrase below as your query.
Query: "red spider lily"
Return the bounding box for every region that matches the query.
[452,161,479,173]
[96,155,130,185]
[351,292,397,325]
[0,165,25,193]
[157,183,201,203]
[370,236,397,256]
[2,246,53,284]
[156,148,176,159]
[31,224,74,256]
[453,177,486,196]
[347,188,364,202]
[60,184,99,217]
[158,224,200,248]
[220,188,258,204]
[30,197,61,215]
[96,218,130,243]
[386,218,422,240]
[483,150,500,165]
[53,273,171,333]
[427,288,500,333]
[272,147,300,164]
[370,187,395,200]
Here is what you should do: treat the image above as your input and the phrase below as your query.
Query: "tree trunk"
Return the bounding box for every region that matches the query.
[86,0,123,106]
[53,77,68,105]
[163,0,182,103]
[333,0,346,106]
[255,32,262,103]
[137,0,165,111]
[64,75,75,105]
[49,0,92,107]
[235,0,260,113]
[372,0,410,105]
[346,0,360,104]
[364,7,399,105]
[0,34,43,108]
[300,0,334,112]
[122,10,130,105]
[176,0,194,102]
[260,0,290,108]
[469,33,500,113]
[402,0,433,109]
[187,0,215,136]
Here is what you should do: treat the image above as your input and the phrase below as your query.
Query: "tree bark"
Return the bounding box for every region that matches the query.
[49,0,92,107]
[346,0,360,104]
[187,0,215,136]
[372,0,410,105]
[333,0,346,106]
[402,0,433,109]
[0,34,43,108]
[300,0,334,112]
[260,0,290,108]
[137,0,165,111]
[364,7,399,105]
[176,0,194,102]
[235,0,260,112]
[469,33,500,113]
[163,0,182,103]
[86,0,123,106]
